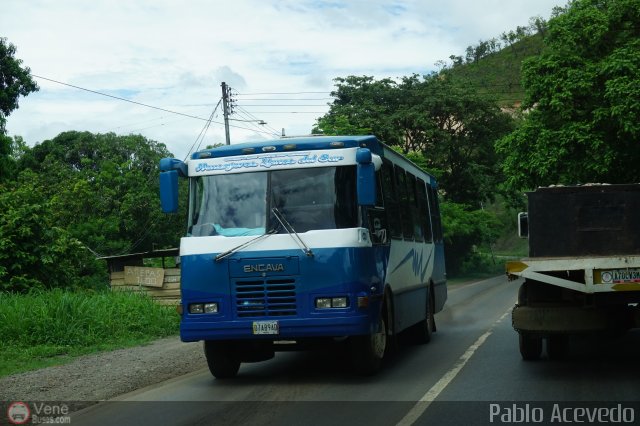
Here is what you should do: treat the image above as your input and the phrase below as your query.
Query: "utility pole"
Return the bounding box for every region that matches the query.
[221,82,231,145]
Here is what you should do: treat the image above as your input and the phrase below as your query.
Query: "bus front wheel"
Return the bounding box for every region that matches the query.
[204,340,241,379]
[350,316,387,375]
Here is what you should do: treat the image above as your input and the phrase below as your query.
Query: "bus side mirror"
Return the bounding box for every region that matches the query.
[356,148,376,206]
[518,212,528,238]
[160,170,179,213]
[159,158,186,214]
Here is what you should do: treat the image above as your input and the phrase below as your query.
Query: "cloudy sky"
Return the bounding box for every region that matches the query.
[2,0,562,159]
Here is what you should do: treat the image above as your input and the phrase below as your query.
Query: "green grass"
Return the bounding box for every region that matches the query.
[0,289,180,377]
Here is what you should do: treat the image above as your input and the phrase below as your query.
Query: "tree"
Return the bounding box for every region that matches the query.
[496,0,640,191]
[18,131,185,257]
[397,74,514,205]
[313,76,402,146]
[316,74,514,206]
[1,131,186,291]
[440,201,501,275]
[315,73,514,276]
[0,38,38,125]
[0,171,100,292]
[0,38,38,182]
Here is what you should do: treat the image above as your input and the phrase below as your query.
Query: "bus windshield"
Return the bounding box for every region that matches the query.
[188,166,357,237]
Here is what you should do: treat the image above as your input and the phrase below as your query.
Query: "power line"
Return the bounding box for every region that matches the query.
[235,91,331,95]
[233,106,281,137]
[226,88,281,137]
[237,104,329,107]
[127,116,192,134]
[237,98,334,101]
[31,74,280,138]
[33,74,216,123]
[109,115,168,131]
[184,99,222,160]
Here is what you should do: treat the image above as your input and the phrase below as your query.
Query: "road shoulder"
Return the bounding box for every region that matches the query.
[0,336,206,403]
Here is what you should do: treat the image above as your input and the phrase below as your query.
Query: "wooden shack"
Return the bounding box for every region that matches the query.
[102,248,181,305]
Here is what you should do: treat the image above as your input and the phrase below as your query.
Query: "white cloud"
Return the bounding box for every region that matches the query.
[2,0,563,159]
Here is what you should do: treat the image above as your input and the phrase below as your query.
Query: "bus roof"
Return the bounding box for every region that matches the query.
[192,135,383,159]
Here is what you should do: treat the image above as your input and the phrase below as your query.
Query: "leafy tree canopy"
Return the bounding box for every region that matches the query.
[314,74,512,275]
[0,37,38,124]
[0,170,98,292]
[18,131,185,257]
[0,37,38,183]
[315,73,514,206]
[1,130,188,292]
[496,0,640,191]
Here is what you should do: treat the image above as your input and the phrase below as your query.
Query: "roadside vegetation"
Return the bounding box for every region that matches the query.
[0,289,179,377]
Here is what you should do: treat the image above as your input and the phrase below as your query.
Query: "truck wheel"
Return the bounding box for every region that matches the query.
[350,316,387,375]
[547,335,569,360]
[519,333,542,360]
[204,341,241,379]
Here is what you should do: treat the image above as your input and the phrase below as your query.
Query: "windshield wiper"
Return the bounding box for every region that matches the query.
[271,207,314,257]
[214,228,277,262]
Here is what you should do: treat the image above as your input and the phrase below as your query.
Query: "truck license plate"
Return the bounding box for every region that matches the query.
[252,320,279,335]
[599,269,640,284]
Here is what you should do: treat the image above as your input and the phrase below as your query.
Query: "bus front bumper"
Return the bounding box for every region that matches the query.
[180,313,377,342]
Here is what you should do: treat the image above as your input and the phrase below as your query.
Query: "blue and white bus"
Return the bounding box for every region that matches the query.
[159,135,446,377]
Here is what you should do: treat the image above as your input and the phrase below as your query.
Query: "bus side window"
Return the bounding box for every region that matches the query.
[375,169,384,208]
[427,185,443,242]
[382,161,402,239]
[406,172,423,242]
[396,167,413,240]
[417,178,433,242]
[367,169,388,245]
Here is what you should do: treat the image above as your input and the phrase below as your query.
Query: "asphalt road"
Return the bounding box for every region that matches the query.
[72,276,640,426]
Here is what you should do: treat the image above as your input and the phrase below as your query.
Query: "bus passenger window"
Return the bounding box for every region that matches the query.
[406,172,423,242]
[382,162,402,239]
[396,167,413,240]
[427,185,443,242]
[375,170,384,208]
[417,178,433,242]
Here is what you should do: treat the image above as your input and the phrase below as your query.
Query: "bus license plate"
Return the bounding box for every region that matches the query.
[252,320,279,335]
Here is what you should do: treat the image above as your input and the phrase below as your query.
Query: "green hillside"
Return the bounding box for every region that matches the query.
[443,33,545,108]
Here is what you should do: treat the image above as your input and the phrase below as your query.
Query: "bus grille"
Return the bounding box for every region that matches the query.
[234,278,297,318]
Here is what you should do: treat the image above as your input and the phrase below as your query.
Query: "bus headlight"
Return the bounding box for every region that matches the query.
[315,297,349,309]
[189,303,204,314]
[316,298,332,309]
[331,297,348,308]
[204,302,218,313]
[189,302,219,314]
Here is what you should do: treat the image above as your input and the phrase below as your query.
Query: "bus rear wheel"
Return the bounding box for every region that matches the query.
[204,340,241,379]
[409,287,435,344]
[350,316,387,375]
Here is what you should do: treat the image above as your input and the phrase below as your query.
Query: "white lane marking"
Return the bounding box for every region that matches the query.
[396,309,511,426]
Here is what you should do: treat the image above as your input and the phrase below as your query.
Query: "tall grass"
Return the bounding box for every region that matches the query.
[0,289,180,376]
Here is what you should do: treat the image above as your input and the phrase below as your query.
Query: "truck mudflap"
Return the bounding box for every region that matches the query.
[512,304,640,334]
